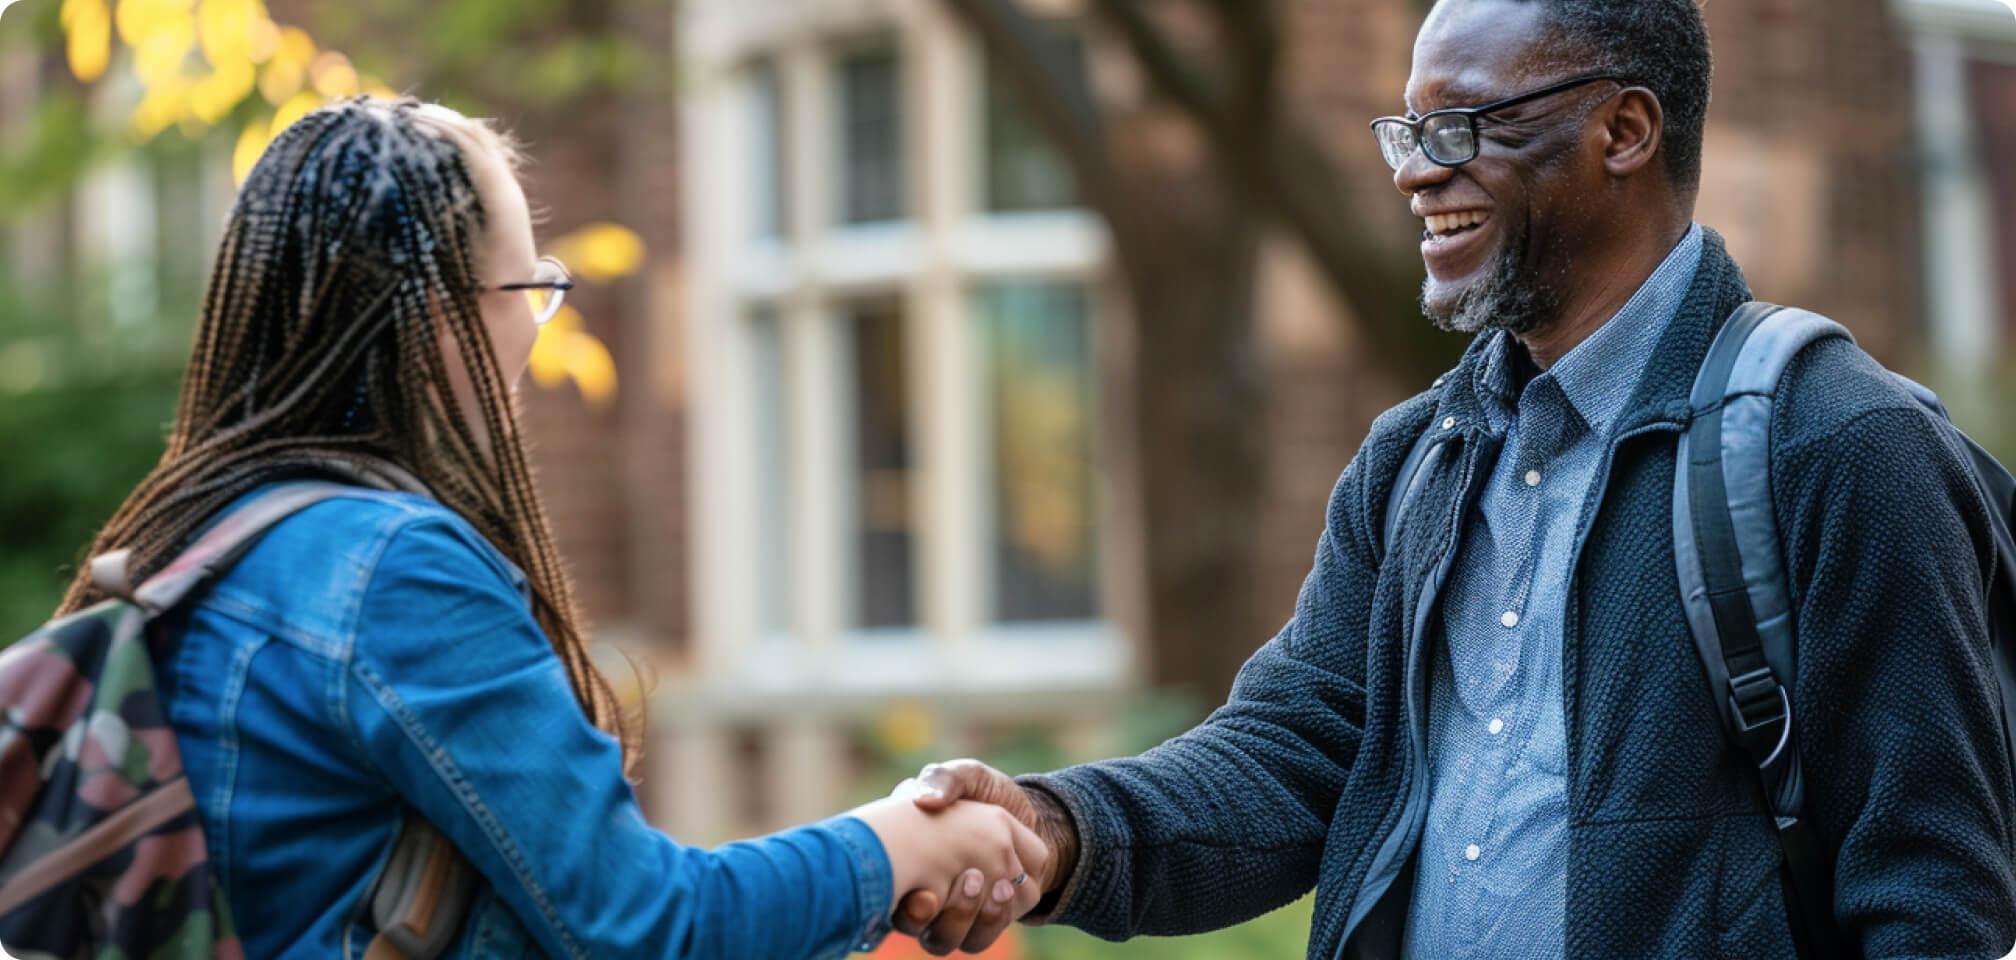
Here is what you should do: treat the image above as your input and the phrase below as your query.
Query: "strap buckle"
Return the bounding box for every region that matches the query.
[1727,667,1794,769]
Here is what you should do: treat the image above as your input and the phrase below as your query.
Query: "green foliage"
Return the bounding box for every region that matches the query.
[327,0,658,111]
[0,374,180,641]
[1021,896,1315,960]
[0,92,116,218]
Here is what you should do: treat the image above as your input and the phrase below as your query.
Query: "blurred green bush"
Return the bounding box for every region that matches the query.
[0,375,177,640]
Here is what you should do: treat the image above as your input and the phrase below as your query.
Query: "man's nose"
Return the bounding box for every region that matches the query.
[1392,146,1457,197]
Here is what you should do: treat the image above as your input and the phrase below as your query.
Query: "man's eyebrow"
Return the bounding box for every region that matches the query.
[1407,80,1496,114]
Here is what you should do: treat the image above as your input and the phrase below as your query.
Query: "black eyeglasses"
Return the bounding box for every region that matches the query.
[1368,74,1628,171]
[488,256,575,325]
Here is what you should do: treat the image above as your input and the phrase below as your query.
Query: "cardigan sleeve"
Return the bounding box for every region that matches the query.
[1016,436,1390,941]
[1773,344,2016,958]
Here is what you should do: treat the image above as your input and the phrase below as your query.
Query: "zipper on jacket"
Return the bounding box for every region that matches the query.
[1558,422,1682,812]
[1337,435,1499,954]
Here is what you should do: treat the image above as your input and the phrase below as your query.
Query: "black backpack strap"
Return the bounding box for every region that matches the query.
[1675,301,1854,958]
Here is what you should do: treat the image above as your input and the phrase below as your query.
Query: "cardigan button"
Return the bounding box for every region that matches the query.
[1442,417,1456,430]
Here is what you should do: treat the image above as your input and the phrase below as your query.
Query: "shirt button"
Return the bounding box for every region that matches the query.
[1501,610,1520,628]
[1488,717,1504,735]
[1524,469,1542,487]
[1464,844,1481,861]
[1442,417,1457,430]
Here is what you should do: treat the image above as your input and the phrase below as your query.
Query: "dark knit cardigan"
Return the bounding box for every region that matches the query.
[1023,230,2016,959]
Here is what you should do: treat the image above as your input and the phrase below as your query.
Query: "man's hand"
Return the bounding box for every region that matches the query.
[889,760,1080,956]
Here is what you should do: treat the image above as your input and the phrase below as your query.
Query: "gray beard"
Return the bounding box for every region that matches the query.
[1422,244,1561,336]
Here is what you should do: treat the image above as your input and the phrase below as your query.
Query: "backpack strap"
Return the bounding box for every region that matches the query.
[364,816,478,960]
[90,482,361,615]
[1674,301,1853,959]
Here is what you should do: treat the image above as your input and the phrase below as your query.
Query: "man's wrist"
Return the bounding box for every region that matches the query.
[1023,783,1080,894]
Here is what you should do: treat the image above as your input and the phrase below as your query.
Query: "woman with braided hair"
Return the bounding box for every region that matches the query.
[58,97,1046,958]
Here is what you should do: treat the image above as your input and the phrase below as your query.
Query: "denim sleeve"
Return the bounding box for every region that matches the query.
[1019,447,1382,940]
[343,516,892,960]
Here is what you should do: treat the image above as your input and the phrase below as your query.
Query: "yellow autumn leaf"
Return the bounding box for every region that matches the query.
[195,0,257,68]
[528,306,580,389]
[527,306,619,406]
[247,16,278,63]
[123,0,197,87]
[186,57,254,124]
[128,75,190,141]
[562,327,618,407]
[61,0,111,83]
[114,0,171,49]
[270,89,323,137]
[259,55,303,104]
[273,24,313,68]
[550,223,645,283]
[232,119,269,183]
[309,50,357,99]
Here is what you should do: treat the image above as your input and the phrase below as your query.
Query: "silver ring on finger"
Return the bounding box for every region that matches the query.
[1010,872,1027,887]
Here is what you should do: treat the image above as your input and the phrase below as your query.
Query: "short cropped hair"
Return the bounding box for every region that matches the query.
[1539,0,1713,189]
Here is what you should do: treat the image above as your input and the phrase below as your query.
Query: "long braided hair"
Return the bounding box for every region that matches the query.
[59,97,637,771]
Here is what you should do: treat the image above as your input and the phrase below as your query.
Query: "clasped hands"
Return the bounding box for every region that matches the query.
[851,759,1075,956]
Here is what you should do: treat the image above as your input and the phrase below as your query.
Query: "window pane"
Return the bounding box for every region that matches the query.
[750,306,792,635]
[750,58,788,239]
[837,43,905,224]
[977,283,1098,621]
[848,298,916,627]
[983,29,1084,212]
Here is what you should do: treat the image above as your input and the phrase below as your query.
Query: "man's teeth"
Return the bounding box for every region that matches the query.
[1425,211,1487,236]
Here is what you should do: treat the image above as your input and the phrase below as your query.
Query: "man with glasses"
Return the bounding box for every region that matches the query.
[892,0,2016,957]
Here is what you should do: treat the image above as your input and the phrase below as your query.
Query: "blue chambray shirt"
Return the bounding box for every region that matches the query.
[161,485,894,959]
[1402,224,1705,958]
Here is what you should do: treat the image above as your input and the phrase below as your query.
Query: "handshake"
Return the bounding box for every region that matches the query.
[850,760,1078,956]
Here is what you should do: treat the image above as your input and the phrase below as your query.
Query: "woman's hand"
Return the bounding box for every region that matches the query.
[850,795,1050,953]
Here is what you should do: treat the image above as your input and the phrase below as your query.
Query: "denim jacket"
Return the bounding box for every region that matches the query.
[157,485,892,959]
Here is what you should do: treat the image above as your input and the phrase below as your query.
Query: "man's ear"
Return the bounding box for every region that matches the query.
[1601,87,1663,178]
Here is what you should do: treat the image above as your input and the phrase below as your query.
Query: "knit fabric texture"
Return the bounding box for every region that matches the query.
[1021,229,2016,960]
[1402,225,1705,959]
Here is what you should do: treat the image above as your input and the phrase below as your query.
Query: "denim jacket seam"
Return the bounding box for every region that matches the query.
[820,816,894,955]
[349,659,587,960]
[201,589,345,660]
[329,510,414,766]
[211,634,273,900]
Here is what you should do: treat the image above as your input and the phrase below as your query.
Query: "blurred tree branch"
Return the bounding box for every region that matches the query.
[1089,0,1439,375]
[941,0,1451,698]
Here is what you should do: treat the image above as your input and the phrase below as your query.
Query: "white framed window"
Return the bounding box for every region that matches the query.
[979,29,1085,213]
[748,57,789,241]
[684,1,1132,696]
[835,38,905,225]
[974,280,1099,622]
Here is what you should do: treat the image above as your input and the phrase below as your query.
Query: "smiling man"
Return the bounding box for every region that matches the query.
[893,1,2016,957]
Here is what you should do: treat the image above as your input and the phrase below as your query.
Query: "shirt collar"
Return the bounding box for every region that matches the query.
[1474,223,1705,439]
